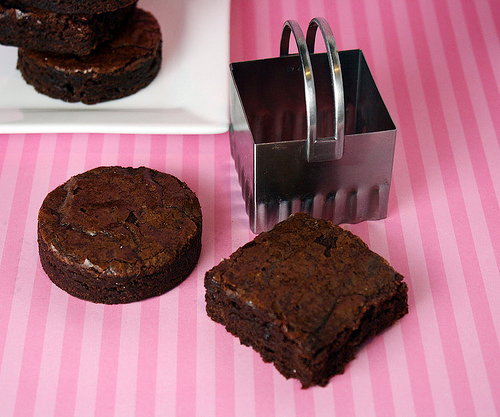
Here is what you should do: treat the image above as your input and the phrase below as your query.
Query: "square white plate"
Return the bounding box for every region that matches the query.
[0,0,230,134]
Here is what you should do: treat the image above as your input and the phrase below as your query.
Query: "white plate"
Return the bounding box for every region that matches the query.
[0,0,230,134]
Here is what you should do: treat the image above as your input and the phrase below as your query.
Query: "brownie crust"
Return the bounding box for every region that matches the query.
[38,166,202,304]
[205,212,408,387]
[4,0,137,14]
[0,1,136,55]
[17,7,162,104]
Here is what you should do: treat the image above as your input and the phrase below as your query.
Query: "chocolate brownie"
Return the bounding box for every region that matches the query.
[5,0,136,14]
[0,1,136,55]
[17,7,162,104]
[205,212,408,388]
[38,166,202,304]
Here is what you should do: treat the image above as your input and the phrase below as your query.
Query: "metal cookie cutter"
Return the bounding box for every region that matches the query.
[230,17,397,233]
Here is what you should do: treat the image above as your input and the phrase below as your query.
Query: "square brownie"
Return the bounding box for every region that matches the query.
[205,212,408,387]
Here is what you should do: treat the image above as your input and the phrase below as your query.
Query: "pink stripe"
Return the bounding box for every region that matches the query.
[14,264,53,417]
[214,327,235,417]
[118,134,136,167]
[430,0,500,411]
[0,134,40,366]
[320,0,343,48]
[351,221,398,417]
[85,133,104,169]
[380,0,470,413]
[460,0,500,147]
[355,1,438,415]
[252,355,275,417]
[0,133,9,174]
[10,133,65,416]
[94,307,122,417]
[101,133,121,167]
[452,0,500,263]
[133,135,166,416]
[293,382,315,417]
[150,134,167,172]
[212,133,237,417]
[366,339,396,417]
[265,0,284,59]
[230,0,259,62]
[5,158,56,413]
[53,134,104,416]
[378,0,493,415]
[54,299,86,417]
[175,136,200,417]
[331,370,355,416]
[486,0,500,40]
[457,0,500,269]
[135,298,160,417]
[94,134,140,416]
[384,194,435,417]
[403,1,495,415]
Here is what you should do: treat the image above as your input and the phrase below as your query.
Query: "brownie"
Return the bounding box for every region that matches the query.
[5,0,136,14]
[205,212,408,388]
[17,7,162,104]
[0,1,136,55]
[38,166,202,304]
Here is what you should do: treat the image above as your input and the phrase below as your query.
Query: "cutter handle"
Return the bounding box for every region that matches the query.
[280,18,345,162]
[280,20,318,162]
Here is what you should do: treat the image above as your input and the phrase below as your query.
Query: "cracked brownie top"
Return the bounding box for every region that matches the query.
[38,166,202,279]
[206,212,406,355]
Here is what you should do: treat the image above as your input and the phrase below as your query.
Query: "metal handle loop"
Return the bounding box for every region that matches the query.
[306,17,345,161]
[280,18,345,162]
[280,20,318,162]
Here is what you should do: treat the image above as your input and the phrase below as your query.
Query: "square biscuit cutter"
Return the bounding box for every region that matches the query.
[230,17,397,233]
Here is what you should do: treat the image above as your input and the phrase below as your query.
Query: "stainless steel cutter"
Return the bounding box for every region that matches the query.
[230,17,396,233]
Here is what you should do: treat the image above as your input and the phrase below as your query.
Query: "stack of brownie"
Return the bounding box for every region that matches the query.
[0,0,162,104]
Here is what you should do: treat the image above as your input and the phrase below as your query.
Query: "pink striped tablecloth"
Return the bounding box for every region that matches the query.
[1,0,499,416]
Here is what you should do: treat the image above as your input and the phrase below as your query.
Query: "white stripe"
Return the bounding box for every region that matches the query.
[313,387,335,417]
[367,221,416,417]
[393,0,488,412]
[364,0,449,413]
[0,135,24,263]
[155,135,183,415]
[133,134,152,167]
[74,304,105,417]
[234,342,256,417]
[444,0,500,331]
[33,290,69,417]
[113,303,141,417]
[255,0,273,58]
[101,134,121,167]
[195,136,217,417]
[0,134,55,416]
[420,0,498,413]
[155,291,179,416]
[34,133,88,416]
[273,368,295,417]
[350,349,376,417]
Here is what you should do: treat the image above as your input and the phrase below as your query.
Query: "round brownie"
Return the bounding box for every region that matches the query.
[17,7,162,104]
[0,2,136,55]
[38,166,202,304]
[4,0,137,14]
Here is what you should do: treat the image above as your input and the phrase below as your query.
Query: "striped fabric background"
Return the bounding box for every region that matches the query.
[1,0,499,416]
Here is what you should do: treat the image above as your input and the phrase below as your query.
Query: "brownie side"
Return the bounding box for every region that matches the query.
[17,7,162,104]
[205,212,408,387]
[38,166,202,304]
[39,221,201,304]
[0,2,136,55]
